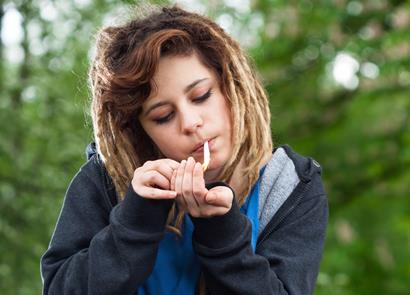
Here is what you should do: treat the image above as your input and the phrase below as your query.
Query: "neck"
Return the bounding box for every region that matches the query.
[204,167,221,183]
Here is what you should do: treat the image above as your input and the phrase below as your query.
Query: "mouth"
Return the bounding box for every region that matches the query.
[192,137,215,154]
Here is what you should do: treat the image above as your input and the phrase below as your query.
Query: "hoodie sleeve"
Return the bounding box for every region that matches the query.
[190,177,328,295]
[40,158,173,295]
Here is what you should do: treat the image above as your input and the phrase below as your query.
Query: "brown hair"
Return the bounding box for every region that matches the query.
[89,4,272,289]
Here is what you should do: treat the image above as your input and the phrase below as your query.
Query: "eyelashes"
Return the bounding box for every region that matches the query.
[193,89,212,103]
[153,89,213,125]
[154,113,173,125]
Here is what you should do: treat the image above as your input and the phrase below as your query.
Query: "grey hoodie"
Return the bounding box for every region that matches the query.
[41,143,328,294]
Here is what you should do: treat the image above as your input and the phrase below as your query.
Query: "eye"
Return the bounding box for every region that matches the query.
[193,89,212,103]
[152,89,212,125]
[153,112,174,125]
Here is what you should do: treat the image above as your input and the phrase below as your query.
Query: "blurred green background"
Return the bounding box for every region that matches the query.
[1,0,409,294]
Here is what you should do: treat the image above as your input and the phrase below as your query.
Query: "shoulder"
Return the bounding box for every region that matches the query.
[275,144,325,197]
[69,152,105,194]
[270,144,328,224]
[260,144,325,202]
[258,144,327,232]
[64,143,117,213]
[83,142,116,198]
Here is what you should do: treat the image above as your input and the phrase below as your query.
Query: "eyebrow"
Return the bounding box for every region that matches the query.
[143,78,209,116]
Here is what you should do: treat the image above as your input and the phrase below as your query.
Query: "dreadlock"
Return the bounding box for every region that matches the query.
[89,4,272,292]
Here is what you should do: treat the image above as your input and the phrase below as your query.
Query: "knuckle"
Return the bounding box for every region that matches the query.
[148,188,157,198]
[134,167,143,176]
[147,172,157,182]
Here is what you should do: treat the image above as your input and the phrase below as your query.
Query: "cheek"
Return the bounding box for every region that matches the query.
[147,129,169,149]
[146,129,185,160]
[140,122,167,152]
[217,100,232,136]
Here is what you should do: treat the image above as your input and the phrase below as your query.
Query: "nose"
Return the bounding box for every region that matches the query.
[180,109,203,134]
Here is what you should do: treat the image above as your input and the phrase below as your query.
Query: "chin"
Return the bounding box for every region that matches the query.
[204,161,225,180]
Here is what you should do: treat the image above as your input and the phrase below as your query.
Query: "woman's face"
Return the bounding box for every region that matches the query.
[139,53,233,181]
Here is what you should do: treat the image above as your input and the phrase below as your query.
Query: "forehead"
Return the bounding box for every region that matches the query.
[150,53,215,95]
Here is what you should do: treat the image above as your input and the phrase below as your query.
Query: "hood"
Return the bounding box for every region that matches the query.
[86,142,97,160]
[258,144,322,233]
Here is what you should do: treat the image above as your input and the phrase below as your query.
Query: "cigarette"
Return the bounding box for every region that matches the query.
[201,141,210,171]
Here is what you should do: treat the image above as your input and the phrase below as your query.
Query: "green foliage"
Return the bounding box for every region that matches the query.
[0,0,408,294]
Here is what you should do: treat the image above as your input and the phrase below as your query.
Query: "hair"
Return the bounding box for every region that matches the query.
[89,4,272,290]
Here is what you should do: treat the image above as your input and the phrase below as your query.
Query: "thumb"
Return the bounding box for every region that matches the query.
[205,187,232,208]
[205,191,217,204]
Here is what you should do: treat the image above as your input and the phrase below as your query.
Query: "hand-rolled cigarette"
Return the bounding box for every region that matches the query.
[201,141,210,171]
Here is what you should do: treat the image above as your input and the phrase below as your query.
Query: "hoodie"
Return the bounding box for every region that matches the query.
[41,143,328,294]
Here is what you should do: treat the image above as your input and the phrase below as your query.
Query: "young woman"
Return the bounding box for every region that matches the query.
[41,4,328,295]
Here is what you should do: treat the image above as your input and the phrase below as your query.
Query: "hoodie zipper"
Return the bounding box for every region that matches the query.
[255,179,312,250]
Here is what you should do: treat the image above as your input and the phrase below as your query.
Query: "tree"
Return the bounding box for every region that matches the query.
[0,0,408,293]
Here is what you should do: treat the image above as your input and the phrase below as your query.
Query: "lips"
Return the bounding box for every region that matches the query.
[192,137,215,154]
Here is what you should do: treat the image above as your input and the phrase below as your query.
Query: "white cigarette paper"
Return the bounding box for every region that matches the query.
[202,141,210,171]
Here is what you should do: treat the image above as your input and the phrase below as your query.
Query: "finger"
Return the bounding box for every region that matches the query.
[175,195,187,212]
[182,157,199,208]
[142,170,171,190]
[205,187,233,209]
[192,162,207,205]
[205,191,226,207]
[145,159,180,180]
[153,158,180,170]
[175,160,188,209]
[170,169,177,191]
[139,187,177,199]
[175,160,186,194]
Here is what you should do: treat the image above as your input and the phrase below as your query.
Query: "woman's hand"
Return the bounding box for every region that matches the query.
[170,157,234,218]
[131,159,179,199]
